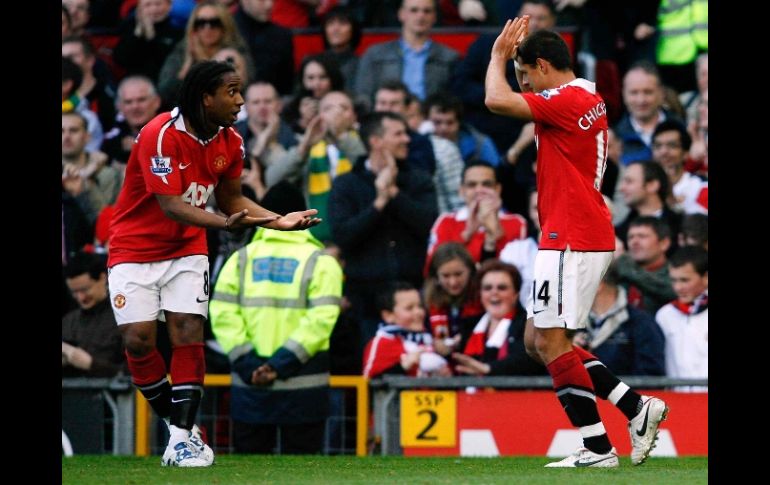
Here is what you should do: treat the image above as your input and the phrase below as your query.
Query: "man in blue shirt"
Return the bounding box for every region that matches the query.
[354,0,459,105]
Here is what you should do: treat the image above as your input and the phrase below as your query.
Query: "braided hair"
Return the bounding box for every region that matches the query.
[178,60,235,139]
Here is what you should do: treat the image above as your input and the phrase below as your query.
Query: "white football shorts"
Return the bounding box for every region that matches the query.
[108,255,210,325]
[526,248,612,330]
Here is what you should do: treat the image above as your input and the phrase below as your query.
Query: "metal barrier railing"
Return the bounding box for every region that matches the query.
[373,375,709,389]
[134,374,369,457]
[66,375,706,457]
[62,377,135,455]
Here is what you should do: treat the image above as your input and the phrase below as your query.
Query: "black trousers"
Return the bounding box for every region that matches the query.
[232,420,325,454]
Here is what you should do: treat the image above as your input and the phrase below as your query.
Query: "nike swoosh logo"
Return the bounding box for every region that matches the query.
[636,402,651,436]
[196,297,209,303]
[171,398,191,403]
[533,309,547,314]
[575,455,616,467]
[179,163,191,170]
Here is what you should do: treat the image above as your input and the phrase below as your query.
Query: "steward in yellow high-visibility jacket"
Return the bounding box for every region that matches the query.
[210,226,342,451]
[657,0,708,66]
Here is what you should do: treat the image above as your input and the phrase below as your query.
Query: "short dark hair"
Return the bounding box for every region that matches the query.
[628,160,670,204]
[629,215,672,241]
[63,111,88,131]
[64,251,107,280]
[669,245,708,275]
[681,214,708,245]
[653,120,692,151]
[62,35,95,58]
[376,281,418,314]
[359,111,406,151]
[281,87,315,128]
[375,79,411,103]
[517,30,572,71]
[322,6,362,51]
[461,161,497,183]
[476,259,523,294]
[178,60,236,139]
[424,92,464,120]
[625,60,662,87]
[62,56,83,93]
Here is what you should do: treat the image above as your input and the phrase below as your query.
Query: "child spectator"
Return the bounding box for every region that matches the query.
[656,246,708,384]
[363,282,450,378]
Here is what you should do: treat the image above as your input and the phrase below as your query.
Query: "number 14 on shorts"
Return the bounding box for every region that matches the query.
[532,279,552,314]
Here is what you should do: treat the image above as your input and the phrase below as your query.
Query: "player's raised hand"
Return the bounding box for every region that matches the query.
[492,16,529,61]
[271,209,322,230]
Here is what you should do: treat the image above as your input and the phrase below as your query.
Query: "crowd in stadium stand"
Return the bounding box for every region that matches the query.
[63,0,707,395]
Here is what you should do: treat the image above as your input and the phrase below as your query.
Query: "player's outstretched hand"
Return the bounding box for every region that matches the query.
[272,209,322,230]
[225,209,279,231]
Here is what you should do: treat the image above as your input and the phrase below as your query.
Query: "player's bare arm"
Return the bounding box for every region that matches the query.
[215,176,279,216]
[155,192,278,231]
[485,16,534,120]
[215,176,322,231]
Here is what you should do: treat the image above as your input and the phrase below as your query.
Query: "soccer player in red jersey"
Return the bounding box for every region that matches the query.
[485,17,668,467]
[107,61,320,467]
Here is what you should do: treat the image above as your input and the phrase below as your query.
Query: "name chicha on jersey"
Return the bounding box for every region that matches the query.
[578,101,607,131]
[150,156,173,176]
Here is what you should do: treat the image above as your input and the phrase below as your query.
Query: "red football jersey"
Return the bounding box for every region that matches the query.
[521,79,615,251]
[108,109,244,266]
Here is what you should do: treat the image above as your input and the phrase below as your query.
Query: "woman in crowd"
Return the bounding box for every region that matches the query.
[321,6,362,92]
[157,0,254,105]
[423,242,483,357]
[282,54,344,136]
[452,259,545,376]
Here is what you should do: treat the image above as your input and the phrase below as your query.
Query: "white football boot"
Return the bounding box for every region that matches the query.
[161,439,209,467]
[629,395,669,465]
[189,424,215,465]
[545,447,619,468]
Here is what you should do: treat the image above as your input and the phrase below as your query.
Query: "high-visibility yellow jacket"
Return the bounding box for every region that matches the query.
[657,0,708,65]
[210,227,342,424]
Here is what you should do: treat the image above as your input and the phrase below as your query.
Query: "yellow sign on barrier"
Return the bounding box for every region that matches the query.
[400,391,456,447]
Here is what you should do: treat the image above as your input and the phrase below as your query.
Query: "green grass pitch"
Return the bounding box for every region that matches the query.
[62,455,707,484]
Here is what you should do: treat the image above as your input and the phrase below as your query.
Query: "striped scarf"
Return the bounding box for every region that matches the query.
[62,94,80,113]
[463,309,516,361]
[307,139,352,242]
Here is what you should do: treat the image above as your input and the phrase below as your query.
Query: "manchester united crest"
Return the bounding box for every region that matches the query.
[213,155,227,172]
[114,293,126,309]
